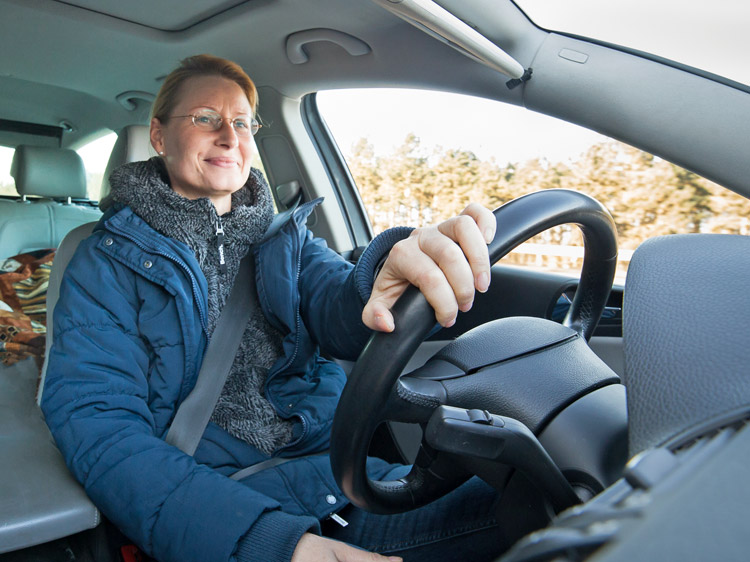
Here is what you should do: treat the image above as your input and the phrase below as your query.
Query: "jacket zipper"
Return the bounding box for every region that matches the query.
[216,217,227,275]
[265,200,327,454]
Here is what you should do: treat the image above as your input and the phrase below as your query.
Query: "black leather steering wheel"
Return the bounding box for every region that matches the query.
[331,189,618,514]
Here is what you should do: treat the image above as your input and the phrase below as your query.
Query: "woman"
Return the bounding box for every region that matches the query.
[42,55,500,562]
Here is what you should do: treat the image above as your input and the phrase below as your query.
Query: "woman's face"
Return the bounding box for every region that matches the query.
[150,75,255,214]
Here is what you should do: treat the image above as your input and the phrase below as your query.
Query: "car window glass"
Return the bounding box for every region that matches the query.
[317,89,749,284]
[76,132,117,201]
[0,146,13,196]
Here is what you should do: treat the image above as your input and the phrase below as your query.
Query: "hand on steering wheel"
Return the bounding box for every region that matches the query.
[362,202,496,332]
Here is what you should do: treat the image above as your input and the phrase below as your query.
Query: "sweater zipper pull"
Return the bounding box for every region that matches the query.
[216,219,227,274]
[328,513,348,527]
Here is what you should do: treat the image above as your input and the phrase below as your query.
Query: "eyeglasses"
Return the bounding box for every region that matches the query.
[169,109,261,136]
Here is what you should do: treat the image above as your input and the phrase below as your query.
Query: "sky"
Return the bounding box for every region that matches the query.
[317,89,606,166]
[315,0,749,164]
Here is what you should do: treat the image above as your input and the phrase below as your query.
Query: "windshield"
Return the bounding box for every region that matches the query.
[513,0,749,87]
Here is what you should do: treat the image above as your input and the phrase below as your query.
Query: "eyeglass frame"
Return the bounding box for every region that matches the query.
[167,109,262,137]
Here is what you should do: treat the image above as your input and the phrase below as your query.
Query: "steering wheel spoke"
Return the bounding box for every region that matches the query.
[380,377,447,424]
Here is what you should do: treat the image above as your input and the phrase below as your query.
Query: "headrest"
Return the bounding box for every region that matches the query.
[100,125,153,209]
[10,145,88,199]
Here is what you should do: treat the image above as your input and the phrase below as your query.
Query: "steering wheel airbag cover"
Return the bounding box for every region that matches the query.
[432,319,620,433]
[427,316,578,373]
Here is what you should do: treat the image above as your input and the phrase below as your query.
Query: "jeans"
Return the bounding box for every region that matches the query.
[322,477,502,561]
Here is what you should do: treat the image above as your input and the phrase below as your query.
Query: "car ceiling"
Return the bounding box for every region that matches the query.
[0,0,537,146]
[55,0,253,31]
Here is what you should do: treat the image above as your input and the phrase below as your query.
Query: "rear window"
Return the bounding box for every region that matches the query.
[0,146,13,196]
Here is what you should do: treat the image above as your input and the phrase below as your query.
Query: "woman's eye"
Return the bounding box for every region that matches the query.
[195,115,213,125]
[234,119,249,129]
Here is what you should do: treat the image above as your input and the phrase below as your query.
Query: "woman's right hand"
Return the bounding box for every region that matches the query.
[291,533,402,562]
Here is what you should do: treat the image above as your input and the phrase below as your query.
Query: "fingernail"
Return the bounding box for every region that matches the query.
[484,227,494,244]
[376,313,394,332]
[459,300,473,312]
[444,317,456,328]
[476,271,490,293]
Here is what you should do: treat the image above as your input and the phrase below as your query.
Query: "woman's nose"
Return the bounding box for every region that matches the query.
[216,119,239,147]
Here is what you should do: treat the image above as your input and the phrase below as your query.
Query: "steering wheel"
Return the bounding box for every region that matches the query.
[330,189,619,515]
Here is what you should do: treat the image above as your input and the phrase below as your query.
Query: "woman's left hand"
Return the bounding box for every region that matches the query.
[363,202,496,332]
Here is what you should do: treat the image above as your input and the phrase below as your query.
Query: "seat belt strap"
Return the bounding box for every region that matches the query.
[229,451,329,480]
[165,200,300,456]
[165,252,255,455]
[230,456,295,480]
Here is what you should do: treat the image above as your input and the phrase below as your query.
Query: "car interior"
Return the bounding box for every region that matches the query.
[1,0,749,560]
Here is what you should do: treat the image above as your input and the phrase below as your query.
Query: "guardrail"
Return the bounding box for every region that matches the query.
[503,243,634,284]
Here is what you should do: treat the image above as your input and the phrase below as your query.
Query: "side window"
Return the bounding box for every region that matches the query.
[76,132,117,201]
[0,146,14,196]
[317,89,749,284]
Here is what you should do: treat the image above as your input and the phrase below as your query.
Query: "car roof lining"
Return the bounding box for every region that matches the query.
[51,0,255,32]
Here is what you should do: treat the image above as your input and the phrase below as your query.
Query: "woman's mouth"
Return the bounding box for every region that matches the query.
[205,157,238,168]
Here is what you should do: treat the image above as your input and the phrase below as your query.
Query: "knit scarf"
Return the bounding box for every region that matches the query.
[108,157,294,454]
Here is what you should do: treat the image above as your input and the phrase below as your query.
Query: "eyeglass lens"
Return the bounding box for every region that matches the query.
[192,110,259,136]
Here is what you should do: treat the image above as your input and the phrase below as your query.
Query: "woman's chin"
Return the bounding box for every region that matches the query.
[204,177,247,196]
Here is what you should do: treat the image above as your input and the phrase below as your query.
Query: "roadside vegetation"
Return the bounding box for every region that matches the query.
[346,135,749,277]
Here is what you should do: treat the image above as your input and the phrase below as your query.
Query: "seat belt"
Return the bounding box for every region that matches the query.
[165,252,256,455]
[165,199,301,456]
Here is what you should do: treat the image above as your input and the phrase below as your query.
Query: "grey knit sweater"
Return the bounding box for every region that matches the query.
[108,157,294,454]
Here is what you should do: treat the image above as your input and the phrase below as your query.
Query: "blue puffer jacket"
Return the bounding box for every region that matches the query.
[41,199,412,562]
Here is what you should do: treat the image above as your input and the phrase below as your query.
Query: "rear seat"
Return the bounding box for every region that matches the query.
[3,145,102,256]
[0,144,102,555]
[0,128,149,555]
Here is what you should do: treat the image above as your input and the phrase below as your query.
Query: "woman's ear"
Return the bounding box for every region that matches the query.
[150,117,165,156]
